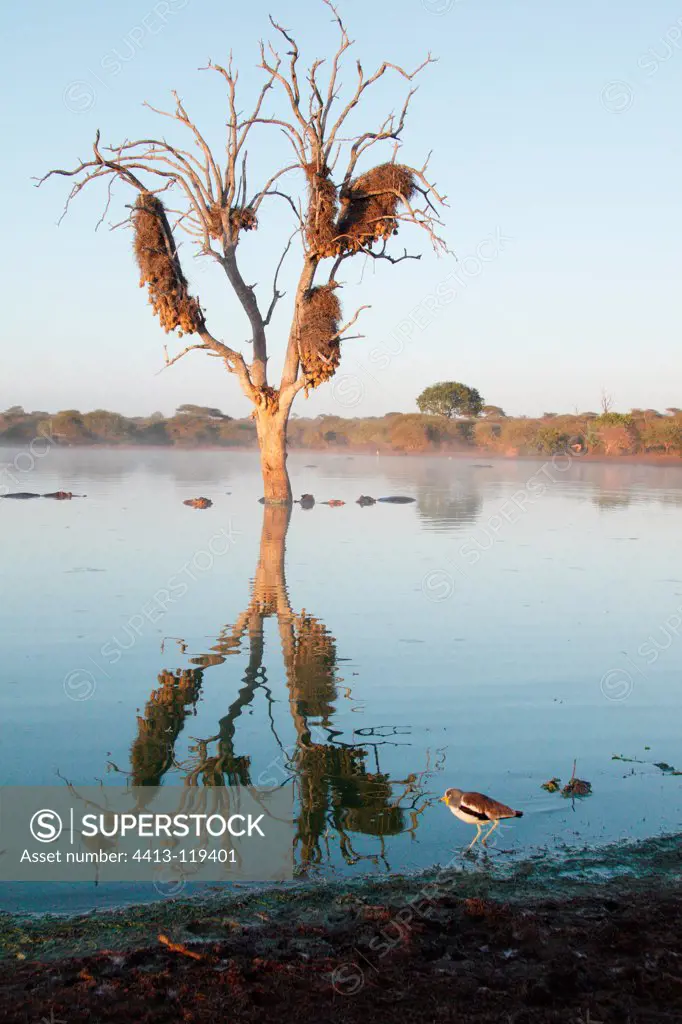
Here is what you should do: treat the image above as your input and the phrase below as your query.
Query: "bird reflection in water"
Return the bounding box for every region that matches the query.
[125,505,439,872]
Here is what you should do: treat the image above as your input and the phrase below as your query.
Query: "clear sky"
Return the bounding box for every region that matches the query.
[3,0,681,419]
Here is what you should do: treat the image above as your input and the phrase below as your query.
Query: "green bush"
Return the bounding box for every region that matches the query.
[641,419,682,454]
[534,426,571,455]
[595,424,639,455]
[82,410,134,442]
[389,417,435,451]
[473,421,501,447]
[594,412,634,428]
[497,419,539,452]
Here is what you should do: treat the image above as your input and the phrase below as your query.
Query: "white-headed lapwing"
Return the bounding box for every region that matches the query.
[440,788,523,849]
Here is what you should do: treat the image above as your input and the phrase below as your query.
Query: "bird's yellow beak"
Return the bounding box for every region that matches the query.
[439,795,447,803]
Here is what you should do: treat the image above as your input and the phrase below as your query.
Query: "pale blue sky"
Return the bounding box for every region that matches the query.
[3,0,681,418]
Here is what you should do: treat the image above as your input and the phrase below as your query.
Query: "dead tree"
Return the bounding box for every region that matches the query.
[38,1,446,503]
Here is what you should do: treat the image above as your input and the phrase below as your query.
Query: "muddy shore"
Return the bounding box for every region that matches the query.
[2,838,681,1023]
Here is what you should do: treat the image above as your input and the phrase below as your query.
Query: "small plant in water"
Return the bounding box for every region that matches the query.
[562,759,592,798]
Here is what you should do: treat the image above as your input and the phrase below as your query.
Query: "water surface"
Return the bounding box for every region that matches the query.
[1,448,681,912]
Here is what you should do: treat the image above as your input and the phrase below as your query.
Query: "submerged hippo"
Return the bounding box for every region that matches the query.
[377,496,415,504]
[356,495,376,506]
[1,491,82,500]
[183,497,213,509]
[296,493,315,509]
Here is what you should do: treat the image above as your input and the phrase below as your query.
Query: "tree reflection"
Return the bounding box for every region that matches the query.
[592,493,632,512]
[128,505,434,870]
[130,669,204,787]
[414,469,484,529]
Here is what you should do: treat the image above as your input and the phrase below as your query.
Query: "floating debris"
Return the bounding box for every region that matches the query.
[183,497,213,510]
[356,495,376,506]
[562,778,592,797]
[542,760,592,798]
[377,496,415,504]
[612,754,682,775]
[562,760,592,798]
[324,499,345,507]
[296,494,315,510]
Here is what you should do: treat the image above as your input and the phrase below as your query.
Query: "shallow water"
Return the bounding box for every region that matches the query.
[1,448,681,913]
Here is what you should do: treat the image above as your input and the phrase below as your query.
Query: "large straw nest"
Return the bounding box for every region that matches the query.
[335,163,417,253]
[253,385,280,414]
[304,162,339,258]
[230,206,258,233]
[133,193,203,336]
[205,204,259,240]
[205,205,224,239]
[297,283,342,389]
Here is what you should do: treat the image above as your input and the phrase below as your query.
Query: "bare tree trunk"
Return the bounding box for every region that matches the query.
[255,501,292,604]
[255,408,292,505]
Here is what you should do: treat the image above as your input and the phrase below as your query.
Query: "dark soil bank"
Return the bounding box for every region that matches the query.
[2,871,682,1023]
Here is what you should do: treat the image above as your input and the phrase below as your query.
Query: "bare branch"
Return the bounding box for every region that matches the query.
[198,326,257,398]
[256,188,304,228]
[259,34,310,141]
[326,55,436,159]
[268,16,303,115]
[94,177,116,231]
[220,250,268,387]
[332,304,371,341]
[158,342,210,373]
[264,233,295,326]
[320,0,352,136]
[359,243,422,265]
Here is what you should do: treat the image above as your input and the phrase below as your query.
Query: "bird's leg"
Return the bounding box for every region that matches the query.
[482,819,499,845]
[466,823,483,850]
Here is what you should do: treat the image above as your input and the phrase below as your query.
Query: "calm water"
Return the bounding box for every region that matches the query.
[1,448,681,912]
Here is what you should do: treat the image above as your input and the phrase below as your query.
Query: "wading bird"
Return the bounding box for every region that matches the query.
[440,788,523,849]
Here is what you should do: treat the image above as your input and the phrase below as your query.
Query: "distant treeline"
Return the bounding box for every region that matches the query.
[1,405,682,457]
